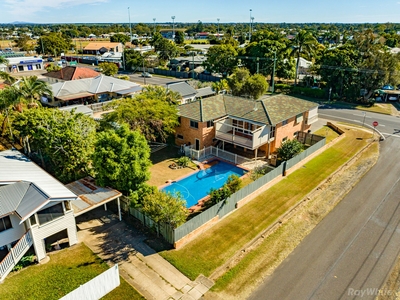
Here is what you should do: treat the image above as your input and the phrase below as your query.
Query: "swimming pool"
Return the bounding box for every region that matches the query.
[162,160,247,208]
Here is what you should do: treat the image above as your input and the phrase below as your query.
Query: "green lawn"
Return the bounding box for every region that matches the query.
[160,127,370,280]
[0,243,143,300]
[313,125,340,143]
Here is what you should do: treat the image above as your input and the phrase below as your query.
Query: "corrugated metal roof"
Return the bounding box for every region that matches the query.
[58,104,93,116]
[0,149,78,200]
[0,181,49,221]
[196,87,215,98]
[167,82,197,98]
[66,177,122,216]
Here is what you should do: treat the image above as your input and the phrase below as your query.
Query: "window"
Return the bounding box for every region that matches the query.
[0,216,12,232]
[190,120,198,129]
[270,126,276,138]
[37,203,64,225]
[282,136,288,142]
[207,120,214,128]
[29,214,37,226]
[296,113,303,123]
[35,64,42,70]
[294,131,298,137]
[282,119,288,126]
[18,65,24,71]
[178,117,181,125]
[177,134,184,139]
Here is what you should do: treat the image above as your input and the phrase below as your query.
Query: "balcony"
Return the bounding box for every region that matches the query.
[215,117,271,150]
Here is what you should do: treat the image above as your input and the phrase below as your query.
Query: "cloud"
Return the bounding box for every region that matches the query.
[4,0,108,20]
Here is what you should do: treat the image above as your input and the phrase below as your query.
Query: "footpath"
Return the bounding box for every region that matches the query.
[77,212,213,300]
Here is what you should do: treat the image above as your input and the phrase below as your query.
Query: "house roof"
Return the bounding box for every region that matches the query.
[167,82,197,98]
[0,149,78,200]
[0,181,49,220]
[195,86,215,98]
[66,176,122,217]
[84,42,122,51]
[50,75,141,100]
[58,104,93,116]
[43,66,100,81]
[178,94,318,125]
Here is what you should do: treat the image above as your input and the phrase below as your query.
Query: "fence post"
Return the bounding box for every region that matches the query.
[282,161,287,176]
[235,154,237,164]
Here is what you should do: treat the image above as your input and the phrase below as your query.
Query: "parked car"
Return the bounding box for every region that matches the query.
[47,57,54,62]
[94,67,103,72]
[141,72,152,78]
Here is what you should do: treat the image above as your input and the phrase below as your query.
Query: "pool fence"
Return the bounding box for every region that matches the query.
[130,136,328,247]
[186,145,253,165]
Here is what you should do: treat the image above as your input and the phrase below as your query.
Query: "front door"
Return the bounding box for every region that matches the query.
[195,139,200,150]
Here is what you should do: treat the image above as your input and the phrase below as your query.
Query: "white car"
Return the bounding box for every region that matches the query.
[141,72,152,78]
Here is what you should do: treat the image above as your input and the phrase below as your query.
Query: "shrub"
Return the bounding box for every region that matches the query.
[177,156,191,167]
[251,165,273,181]
[12,254,35,272]
[208,174,241,205]
[291,87,326,99]
[277,139,304,161]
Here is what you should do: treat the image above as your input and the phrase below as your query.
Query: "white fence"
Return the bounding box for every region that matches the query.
[60,265,120,300]
[188,146,253,165]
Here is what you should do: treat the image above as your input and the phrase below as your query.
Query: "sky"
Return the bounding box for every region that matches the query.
[2,0,400,24]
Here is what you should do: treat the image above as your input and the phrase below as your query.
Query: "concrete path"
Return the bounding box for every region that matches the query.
[76,211,213,300]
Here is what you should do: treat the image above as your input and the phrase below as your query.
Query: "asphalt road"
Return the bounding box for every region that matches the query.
[249,110,400,300]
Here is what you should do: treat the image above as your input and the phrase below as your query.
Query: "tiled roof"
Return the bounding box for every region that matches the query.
[43,66,100,81]
[178,94,318,125]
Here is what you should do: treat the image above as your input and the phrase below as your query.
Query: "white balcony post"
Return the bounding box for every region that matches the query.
[216,146,218,158]
[117,197,122,221]
[235,154,237,164]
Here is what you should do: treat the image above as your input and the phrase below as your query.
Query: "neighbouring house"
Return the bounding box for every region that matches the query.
[42,74,142,107]
[169,56,207,71]
[0,149,79,282]
[174,94,319,158]
[83,42,123,55]
[296,57,312,75]
[167,82,198,104]
[42,66,100,83]
[195,86,216,99]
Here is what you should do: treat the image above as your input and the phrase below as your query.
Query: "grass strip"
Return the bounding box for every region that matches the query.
[160,127,370,280]
[0,243,143,300]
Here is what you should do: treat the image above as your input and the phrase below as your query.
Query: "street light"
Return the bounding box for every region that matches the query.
[128,7,132,44]
[217,18,220,40]
[249,9,252,41]
[171,16,175,40]
[153,18,156,35]
[251,16,254,38]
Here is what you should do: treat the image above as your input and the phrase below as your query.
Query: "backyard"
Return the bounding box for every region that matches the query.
[159,125,373,283]
[0,243,143,300]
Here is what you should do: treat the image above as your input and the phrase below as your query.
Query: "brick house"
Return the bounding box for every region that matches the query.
[175,94,319,158]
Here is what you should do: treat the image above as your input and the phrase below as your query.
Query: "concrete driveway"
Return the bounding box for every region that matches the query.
[76,207,213,300]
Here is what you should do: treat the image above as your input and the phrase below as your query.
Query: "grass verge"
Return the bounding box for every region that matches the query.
[313,125,340,143]
[208,141,379,299]
[0,243,143,300]
[160,126,371,280]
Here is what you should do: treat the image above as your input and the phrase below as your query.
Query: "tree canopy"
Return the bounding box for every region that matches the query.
[101,86,179,142]
[227,68,268,99]
[110,33,130,44]
[35,32,72,56]
[98,62,119,76]
[12,108,97,183]
[92,124,151,195]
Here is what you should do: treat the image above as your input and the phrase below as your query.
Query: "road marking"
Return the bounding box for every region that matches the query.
[352,114,371,118]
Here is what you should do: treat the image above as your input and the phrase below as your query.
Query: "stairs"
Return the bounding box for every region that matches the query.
[0,230,33,282]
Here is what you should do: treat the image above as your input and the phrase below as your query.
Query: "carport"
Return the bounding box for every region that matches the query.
[65,176,123,220]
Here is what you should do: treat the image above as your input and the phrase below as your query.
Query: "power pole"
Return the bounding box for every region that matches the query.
[271,51,276,94]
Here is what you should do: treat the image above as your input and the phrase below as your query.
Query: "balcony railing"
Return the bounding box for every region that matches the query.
[0,230,33,282]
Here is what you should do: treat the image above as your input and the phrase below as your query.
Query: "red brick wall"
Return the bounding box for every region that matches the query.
[175,117,215,149]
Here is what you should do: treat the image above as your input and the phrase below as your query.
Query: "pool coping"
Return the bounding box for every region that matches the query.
[159,157,249,211]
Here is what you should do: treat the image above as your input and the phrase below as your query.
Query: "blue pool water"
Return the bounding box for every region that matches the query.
[162,161,246,208]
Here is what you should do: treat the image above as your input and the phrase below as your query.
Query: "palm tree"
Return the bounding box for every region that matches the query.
[289,30,318,86]
[18,76,53,108]
[0,71,16,85]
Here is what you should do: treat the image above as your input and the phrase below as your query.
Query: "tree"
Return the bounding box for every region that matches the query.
[101,87,179,142]
[241,74,269,99]
[277,139,304,161]
[209,174,241,205]
[45,64,62,72]
[14,34,34,51]
[110,33,130,45]
[35,33,72,56]
[124,49,143,71]
[98,62,118,76]
[150,32,180,63]
[174,31,185,45]
[12,108,97,182]
[227,68,268,99]
[289,30,318,85]
[211,79,229,94]
[92,124,152,195]
[18,76,53,108]
[141,190,187,235]
[203,44,238,76]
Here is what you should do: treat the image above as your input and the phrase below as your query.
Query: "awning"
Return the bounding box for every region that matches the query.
[56,92,93,101]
